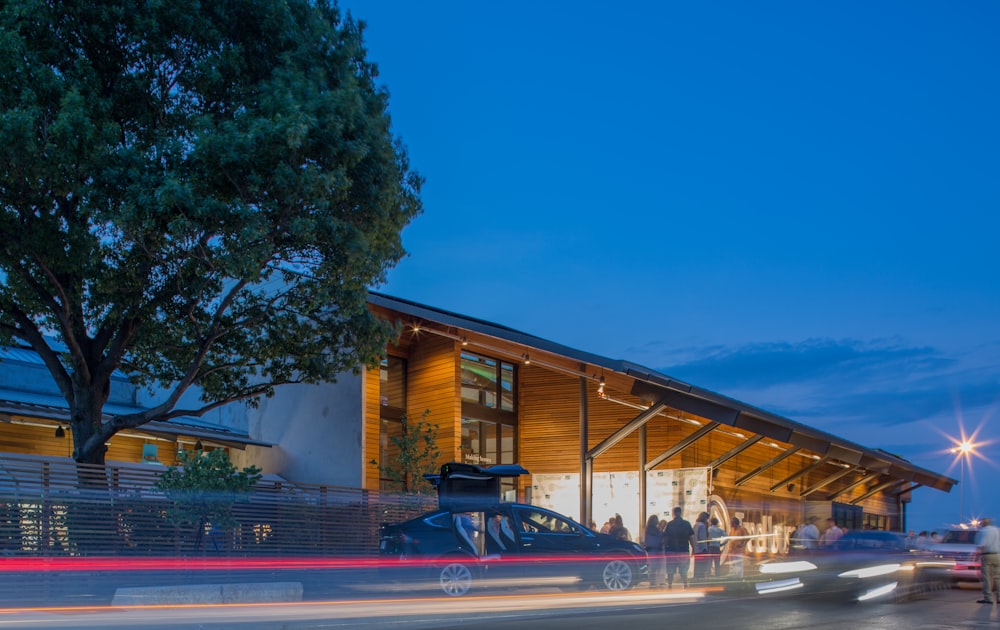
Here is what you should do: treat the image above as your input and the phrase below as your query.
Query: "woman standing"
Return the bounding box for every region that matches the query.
[693,512,711,581]
[644,515,664,587]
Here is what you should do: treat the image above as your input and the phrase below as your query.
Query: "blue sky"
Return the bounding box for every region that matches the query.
[342,0,1000,533]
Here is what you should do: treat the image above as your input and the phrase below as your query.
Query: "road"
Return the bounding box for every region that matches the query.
[0,583,992,630]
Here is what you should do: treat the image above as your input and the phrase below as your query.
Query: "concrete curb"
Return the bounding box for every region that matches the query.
[111,581,304,606]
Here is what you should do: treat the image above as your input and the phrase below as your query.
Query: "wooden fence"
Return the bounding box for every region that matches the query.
[0,453,436,558]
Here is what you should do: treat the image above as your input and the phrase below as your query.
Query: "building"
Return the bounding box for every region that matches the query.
[0,292,956,544]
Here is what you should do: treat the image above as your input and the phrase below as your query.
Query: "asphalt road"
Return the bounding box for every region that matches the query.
[0,583,992,630]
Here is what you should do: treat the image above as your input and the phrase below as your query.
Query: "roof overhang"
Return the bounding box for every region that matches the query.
[0,399,271,450]
[369,291,957,495]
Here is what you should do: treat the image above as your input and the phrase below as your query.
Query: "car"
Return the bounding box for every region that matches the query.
[928,528,981,582]
[378,463,648,596]
[751,530,934,602]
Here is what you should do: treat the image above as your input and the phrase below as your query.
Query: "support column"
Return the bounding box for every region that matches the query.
[580,373,591,528]
[639,424,647,540]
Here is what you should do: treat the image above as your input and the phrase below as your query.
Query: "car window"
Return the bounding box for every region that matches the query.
[516,508,580,534]
[941,530,977,544]
[835,533,904,551]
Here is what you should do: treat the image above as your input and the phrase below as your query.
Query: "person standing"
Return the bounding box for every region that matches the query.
[975,517,1000,604]
[799,517,820,551]
[707,517,725,577]
[728,516,749,578]
[644,515,665,587]
[822,518,844,548]
[664,507,695,588]
[609,513,630,541]
[600,516,615,535]
[692,511,711,581]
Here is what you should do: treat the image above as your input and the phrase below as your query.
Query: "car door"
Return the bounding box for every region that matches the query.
[511,506,595,581]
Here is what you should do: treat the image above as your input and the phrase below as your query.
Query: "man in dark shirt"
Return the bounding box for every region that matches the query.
[663,506,695,588]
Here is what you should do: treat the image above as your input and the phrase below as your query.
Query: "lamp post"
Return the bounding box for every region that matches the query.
[951,440,974,523]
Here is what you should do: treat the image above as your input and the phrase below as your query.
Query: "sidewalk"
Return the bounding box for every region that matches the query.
[909,582,1000,627]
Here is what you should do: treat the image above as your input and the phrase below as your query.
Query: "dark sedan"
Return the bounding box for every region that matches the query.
[378,463,647,596]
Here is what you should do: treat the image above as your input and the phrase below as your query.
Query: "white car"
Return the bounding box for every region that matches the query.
[929,529,981,582]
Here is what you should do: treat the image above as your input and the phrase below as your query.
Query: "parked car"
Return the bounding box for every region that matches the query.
[378,463,648,596]
[928,528,981,582]
[751,530,934,602]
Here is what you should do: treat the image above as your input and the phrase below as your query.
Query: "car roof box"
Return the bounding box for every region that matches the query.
[425,462,529,511]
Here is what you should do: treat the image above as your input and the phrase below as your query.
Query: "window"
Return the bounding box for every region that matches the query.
[460,352,517,499]
[379,356,407,491]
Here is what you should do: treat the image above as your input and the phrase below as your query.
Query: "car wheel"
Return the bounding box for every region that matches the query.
[601,558,635,591]
[438,561,474,596]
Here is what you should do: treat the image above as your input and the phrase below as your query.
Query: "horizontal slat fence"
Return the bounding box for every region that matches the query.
[0,453,435,558]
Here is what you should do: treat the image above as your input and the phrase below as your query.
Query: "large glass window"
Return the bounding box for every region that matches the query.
[379,356,406,491]
[460,351,517,499]
[461,353,514,411]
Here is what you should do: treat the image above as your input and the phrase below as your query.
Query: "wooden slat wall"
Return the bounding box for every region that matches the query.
[406,335,460,463]
[362,364,381,489]
[0,420,177,467]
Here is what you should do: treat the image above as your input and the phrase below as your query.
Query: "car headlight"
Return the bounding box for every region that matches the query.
[838,564,904,579]
[759,561,818,574]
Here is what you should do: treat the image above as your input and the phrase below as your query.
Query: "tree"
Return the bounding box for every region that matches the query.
[0,1,422,465]
[373,410,440,494]
[156,448,261,551]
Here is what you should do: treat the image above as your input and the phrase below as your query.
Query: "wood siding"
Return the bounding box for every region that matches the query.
[0,417,178,466]
[405,336,461,463]
[363,365,381,489]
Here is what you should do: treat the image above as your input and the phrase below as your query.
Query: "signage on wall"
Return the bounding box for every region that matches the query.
[463,453,494,465]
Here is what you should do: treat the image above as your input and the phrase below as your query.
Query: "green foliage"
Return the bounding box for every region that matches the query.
[155,448,262,531]
[372,410,440,494]
[0,0,422,464]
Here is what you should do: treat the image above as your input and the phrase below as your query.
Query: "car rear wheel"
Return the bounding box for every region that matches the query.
[438,561,474,596]
[601,558,636,591]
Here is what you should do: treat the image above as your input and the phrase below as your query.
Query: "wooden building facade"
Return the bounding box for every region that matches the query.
[364,293,955,542]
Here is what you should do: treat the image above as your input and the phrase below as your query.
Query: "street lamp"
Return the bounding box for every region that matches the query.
[950,440,974,523]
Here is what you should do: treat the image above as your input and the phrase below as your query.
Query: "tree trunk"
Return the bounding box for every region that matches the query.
[66,394,117,555]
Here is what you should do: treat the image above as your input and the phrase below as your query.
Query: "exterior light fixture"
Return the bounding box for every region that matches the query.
[460,336,468,346]
[523,354,531,365]
[194,440,204,451]
[597,374,606,397]
[54,425,66,438]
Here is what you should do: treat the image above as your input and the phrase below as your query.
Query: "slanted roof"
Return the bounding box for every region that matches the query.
[368,291,956,493]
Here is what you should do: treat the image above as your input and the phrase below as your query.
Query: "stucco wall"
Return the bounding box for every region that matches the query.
[239,374,364,487]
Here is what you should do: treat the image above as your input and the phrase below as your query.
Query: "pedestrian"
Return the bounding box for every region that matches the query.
[644,515,664,587]
[916,531,929,549]
[728,516,749,578]
[609,513,631,541]
[822,517,844,548]
[693,511,711,581]
[799,516,820,551]
[708,516,725,577]
[600,516,614,535]
[975,517,1000,604]
[664,506,695,588]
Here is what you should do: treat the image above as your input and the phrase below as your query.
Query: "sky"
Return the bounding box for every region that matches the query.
[340,0,1000,534]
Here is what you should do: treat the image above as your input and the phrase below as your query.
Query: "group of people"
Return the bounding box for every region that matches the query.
[599,514,631,541]
[905,530,942,549]
[639,507,749,588]
[790,516,845,551]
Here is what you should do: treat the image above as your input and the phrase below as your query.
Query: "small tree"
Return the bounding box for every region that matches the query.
[373,410,440,494]
[156,449,262,551]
